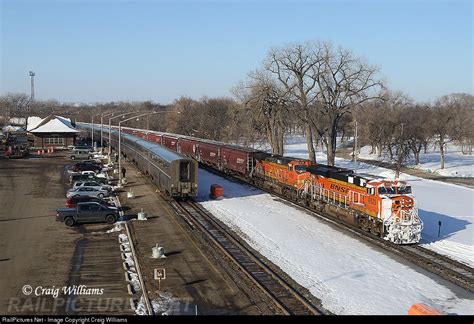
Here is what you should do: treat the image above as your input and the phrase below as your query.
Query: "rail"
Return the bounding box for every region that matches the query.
[170,200,327,315]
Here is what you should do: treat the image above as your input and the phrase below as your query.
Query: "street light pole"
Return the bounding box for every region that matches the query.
[107,112,137,164]
[118,111,171,185]
[91,115,95,149]
[354,119,358,163]
[100,111,117,149]
[29,71,35,102]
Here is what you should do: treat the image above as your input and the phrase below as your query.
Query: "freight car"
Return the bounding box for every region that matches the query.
[114,127,422,244]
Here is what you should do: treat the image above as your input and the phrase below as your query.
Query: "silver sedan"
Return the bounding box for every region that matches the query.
[66,186,110,199]
[72,181,113,192]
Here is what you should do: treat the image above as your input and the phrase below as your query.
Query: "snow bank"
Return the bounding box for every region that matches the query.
[358,144,474,178]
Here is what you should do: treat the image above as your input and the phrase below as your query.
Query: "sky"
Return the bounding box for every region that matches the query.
[0,0,472,104]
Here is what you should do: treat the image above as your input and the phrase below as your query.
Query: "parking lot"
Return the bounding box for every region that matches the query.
[0,153,132,314]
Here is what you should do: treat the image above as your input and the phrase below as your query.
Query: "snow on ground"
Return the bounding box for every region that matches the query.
[358,143,474,178]
[277,136,474,267]
[197,168,474,315]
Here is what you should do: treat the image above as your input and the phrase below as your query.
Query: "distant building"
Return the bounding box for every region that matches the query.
[28,115,78,148]
[8,117,27,127]
[2,117,27,133]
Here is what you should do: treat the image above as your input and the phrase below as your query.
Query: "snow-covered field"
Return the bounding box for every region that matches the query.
[358,144,474,178]
[197,169,474,315]
[278,137,474,267]
[195,135,473,314]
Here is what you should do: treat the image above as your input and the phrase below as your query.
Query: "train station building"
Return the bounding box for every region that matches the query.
[28,115,78,148]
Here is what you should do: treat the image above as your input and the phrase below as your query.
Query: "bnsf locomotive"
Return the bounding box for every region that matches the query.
[117,126,422,244]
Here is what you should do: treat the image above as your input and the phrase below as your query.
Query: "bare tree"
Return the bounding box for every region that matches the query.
[405,104,432,165]
[431,94,465,169]
[234,71,288,155]
[313,43,383,166]
[357,100,389,157]
[451,94,474,155]
[1,93,31,122]
[265,41,323,161]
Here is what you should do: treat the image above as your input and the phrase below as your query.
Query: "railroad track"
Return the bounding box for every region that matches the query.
[397,245,474,291]
[201,166,474,293]
[169,199,327,315]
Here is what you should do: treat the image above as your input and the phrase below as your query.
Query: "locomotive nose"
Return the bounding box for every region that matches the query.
[393,196,414,208]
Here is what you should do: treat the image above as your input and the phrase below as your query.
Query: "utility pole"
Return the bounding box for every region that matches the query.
[91,115,94,149]
[29,71,35,102]
[354,119,358,163]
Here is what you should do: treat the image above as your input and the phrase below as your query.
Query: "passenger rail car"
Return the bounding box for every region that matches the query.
[79,124,198,198]
[117,133,198,198]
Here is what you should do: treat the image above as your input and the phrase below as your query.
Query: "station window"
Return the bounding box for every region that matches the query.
[45,137,64,145]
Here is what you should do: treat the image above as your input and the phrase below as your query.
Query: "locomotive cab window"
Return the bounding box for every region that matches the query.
[179,161,190,182]
[295,165,306,173]
[378,187,396,195]
[397,186,412,194]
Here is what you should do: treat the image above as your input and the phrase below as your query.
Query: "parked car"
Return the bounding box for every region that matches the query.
[56,202,119,226]
[66,196,115,208]
[72,181,112,192]
[66,186,110,199]
[77,158,101,164]
[69,149,94,161]
[71,162,102,173]
[69,174,108,186]
[71,145,92,151]
[81,170,107,179]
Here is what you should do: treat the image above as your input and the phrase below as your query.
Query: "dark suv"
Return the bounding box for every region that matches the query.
[72,162,102,173]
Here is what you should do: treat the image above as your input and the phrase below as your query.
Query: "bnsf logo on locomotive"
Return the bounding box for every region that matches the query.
[329,183,348,194]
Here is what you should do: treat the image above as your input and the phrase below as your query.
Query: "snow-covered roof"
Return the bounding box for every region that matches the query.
[55,115,76,129]
[27,116,44,131]
[29,115,78,133]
